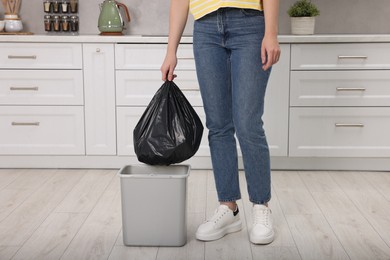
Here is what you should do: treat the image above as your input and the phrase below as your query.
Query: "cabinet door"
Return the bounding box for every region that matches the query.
[263,44,290,156]
[0,106,84,155]
[116,107,209,157]
[289,107,390,157]
[291,43,390,70]
[83,44,117,155]
[0,70,83,105]
[0,43,82,69]
[290,70,390,107]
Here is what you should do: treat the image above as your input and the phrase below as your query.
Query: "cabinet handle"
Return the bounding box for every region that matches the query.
[12,122,40,126]
[177,57,194,60]
[338,55,368,60]
[181,88,199,92]
[10,87,39,91]
[8,55,37,59]
[96,48,101,53]
[335,123,364,128]
[336,87,366,92]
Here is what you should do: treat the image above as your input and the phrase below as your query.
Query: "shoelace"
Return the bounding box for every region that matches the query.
[253,208,271,227]
[208,207,229,224]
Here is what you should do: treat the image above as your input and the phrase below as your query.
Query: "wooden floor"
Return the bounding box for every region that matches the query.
[0,169,390,260]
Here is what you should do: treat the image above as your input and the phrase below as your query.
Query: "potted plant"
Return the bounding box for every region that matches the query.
[287,0,320,35]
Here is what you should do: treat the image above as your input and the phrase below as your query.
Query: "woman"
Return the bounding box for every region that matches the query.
[161,0,280,244]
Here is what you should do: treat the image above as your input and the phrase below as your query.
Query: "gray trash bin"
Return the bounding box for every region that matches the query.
[118,164,190,247]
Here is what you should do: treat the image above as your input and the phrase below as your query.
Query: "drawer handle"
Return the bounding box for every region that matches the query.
[338,55,368,60]
[12,122,40,126]
[8,55,37,59]
[336,87,366,92]
[181,88,199,92]
[335,123,364,128]
[177,57,194,60]
[10,87,39,91]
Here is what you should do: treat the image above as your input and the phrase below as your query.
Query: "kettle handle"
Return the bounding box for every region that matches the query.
[116,2,131,22]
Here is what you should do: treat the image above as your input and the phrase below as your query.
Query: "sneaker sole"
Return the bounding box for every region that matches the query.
[196,220,242,241]
[250,230,275,245]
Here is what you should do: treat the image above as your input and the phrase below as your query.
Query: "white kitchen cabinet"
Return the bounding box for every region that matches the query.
[1,37,389,170]
[263,44,290,156]
[115,43,290,161]
[289,43,390,158]
[0,70,83,105]
[291,43,390,70]
[289,107,390,157]
[0,43,82,69]
[115,43,209,160]
[0,106,85,155]
[83,44,117,155]
[290,70,390,107]
[0,42,85,156]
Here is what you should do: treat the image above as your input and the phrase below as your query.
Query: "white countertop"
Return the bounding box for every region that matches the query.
[1,34,390,43]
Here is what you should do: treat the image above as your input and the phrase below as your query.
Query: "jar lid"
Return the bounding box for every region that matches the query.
[70,15,78,19]
[61,15,69,19]
[44,15,51,19]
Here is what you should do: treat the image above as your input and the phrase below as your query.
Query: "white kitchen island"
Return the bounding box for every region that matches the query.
[1,34,390,170]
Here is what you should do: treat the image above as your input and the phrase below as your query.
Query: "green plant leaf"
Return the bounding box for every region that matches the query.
[287,0,320,17]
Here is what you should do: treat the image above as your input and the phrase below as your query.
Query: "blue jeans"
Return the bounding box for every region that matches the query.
[193,8,271,204]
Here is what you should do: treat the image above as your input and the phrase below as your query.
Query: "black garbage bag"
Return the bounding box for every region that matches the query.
[133,80,203,165]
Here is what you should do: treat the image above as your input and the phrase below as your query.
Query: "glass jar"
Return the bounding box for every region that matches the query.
[44,15,52,32]
[53,15,61,31]
[70,15,79,32]
[61,15,70,31]
[61,0,69,13]
[52,0,60,13]
[43,0,52,13]
[69,0,78,13]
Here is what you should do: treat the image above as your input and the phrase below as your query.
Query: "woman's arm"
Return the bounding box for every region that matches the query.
[262,0,281,71]
[161,0,190,81]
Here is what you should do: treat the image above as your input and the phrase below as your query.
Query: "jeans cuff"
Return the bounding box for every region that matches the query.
[218,196,241,203]
[250,196,271,205]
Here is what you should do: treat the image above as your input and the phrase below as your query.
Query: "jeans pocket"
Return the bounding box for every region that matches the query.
[240,8,264,17]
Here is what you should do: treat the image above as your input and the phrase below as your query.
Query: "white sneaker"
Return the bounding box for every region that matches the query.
[196,205,242,241]
[250,204,275,244]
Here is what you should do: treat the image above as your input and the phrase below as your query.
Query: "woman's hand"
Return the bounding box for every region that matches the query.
[161,53,178,81]
[261,34,281,71]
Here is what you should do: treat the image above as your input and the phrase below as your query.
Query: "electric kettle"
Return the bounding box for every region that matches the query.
[98,0,131,35]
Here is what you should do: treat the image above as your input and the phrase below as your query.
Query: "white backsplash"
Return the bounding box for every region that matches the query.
[3,0,390,35]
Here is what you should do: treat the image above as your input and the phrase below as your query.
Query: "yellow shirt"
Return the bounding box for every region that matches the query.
[190,0,263,20]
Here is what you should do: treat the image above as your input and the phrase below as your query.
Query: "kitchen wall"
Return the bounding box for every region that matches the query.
[2,0,390,35]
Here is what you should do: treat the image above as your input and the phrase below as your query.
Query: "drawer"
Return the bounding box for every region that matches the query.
[115,44,195,70]
[290,70,390,107]
[116,107,209,156]
[0,43,82,69]
[291,43,390,70]
[116,70,202,107]
[289,107,390,157]
[0,70,83,105]
[0,106,85,155]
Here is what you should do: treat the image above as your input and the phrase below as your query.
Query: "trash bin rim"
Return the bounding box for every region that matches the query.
[117,164,191,179]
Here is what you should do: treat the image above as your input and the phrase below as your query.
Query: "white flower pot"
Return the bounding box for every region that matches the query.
[5,19,23,32]
[291,17,315,35]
